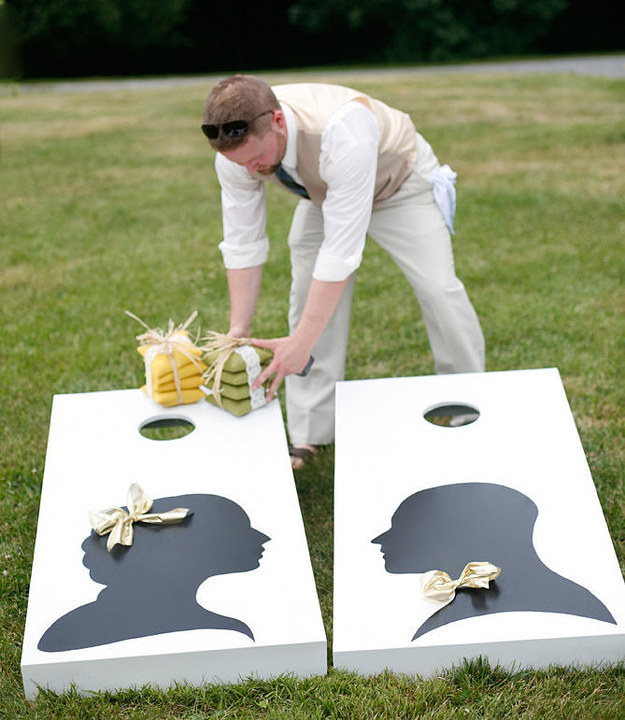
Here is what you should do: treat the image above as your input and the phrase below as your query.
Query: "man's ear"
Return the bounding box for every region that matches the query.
[272,110,287,132]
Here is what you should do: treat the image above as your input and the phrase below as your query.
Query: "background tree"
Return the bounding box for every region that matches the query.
[6,0,191,77]
[289,0,570,63]
[0,0,21,79]
[542,0,625,55]
[3,0,623,80]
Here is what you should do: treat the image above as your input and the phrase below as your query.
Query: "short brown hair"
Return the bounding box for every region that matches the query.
[203,75,280,152]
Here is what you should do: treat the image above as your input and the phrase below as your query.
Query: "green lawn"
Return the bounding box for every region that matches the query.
[1,68,624,718]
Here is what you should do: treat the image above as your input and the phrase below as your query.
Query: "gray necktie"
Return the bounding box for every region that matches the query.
[274,163,310,199]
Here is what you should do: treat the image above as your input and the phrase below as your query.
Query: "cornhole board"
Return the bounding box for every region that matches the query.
[334,368,625,676]
[22,390,326,698]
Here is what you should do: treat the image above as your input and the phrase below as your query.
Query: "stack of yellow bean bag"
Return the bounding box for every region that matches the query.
[137,331,207,406]
[204,345,273,416]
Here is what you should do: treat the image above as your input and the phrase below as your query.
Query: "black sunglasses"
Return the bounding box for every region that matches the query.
[201,109,274,140]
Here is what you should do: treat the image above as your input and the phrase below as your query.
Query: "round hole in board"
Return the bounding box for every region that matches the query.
[139,416,196,441]
[423,402,480,428]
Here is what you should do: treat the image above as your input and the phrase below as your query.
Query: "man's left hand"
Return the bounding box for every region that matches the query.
[250,336,313,401]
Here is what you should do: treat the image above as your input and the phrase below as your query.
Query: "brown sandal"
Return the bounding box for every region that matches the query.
[289,444,318,470]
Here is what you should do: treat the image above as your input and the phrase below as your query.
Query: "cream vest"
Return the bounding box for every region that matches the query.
[264,83,417,207]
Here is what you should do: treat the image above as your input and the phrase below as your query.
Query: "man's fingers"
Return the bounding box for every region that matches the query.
[266,373,284,402]
[252,362,274,391]
[251,358,285,400]
[248,337,310,396]
[249,337,273,350]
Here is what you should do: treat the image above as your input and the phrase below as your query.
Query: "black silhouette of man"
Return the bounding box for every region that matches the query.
[372,482,615,640]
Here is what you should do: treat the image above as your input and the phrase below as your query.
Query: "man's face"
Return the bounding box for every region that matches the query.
[222,113,287,176]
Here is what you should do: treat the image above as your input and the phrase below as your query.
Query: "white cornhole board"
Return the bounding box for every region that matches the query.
[22,390,326,698]
[334,368,625,676]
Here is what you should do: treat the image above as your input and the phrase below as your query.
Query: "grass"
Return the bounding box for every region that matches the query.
[1,68,624,717]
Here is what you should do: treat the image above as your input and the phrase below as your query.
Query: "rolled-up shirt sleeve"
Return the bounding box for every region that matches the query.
[215,152,270,269]
[314,102,381,281]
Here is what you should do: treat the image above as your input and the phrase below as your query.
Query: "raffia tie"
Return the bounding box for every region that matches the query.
[201,331,256,409]
[89,483,191,553]
[126,310,204,404]
[421,561,501,604]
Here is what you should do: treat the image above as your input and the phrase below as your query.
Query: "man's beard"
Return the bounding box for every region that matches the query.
[257,163,280,176]
[256,132,286,176]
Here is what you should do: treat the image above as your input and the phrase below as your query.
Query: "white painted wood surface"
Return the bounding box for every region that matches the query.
[22,390,326,697]
[334,368,625,675]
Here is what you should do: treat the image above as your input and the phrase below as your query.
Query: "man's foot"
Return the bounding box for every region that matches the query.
[289,444,318,470]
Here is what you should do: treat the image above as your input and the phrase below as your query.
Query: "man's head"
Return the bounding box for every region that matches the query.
[202,75,283,157]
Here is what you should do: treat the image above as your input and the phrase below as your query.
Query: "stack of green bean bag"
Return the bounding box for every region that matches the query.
[204,345,273,416]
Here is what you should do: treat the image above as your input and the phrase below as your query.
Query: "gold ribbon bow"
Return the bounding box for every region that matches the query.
[127,310,205,404]
[89,483,191,552]
[201,331,257,409]
[421,561,501,604]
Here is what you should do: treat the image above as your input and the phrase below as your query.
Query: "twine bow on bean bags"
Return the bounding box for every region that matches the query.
[201,331,273,416]
[128,311,207,406]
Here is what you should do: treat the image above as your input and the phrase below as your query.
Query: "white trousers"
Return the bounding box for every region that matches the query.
[284,137,485,445]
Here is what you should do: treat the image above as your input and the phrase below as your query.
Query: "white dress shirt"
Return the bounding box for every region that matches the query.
[215,101,381,282]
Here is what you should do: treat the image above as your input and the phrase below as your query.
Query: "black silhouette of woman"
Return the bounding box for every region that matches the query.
[39,494,270,651]
[372,482,615,641]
